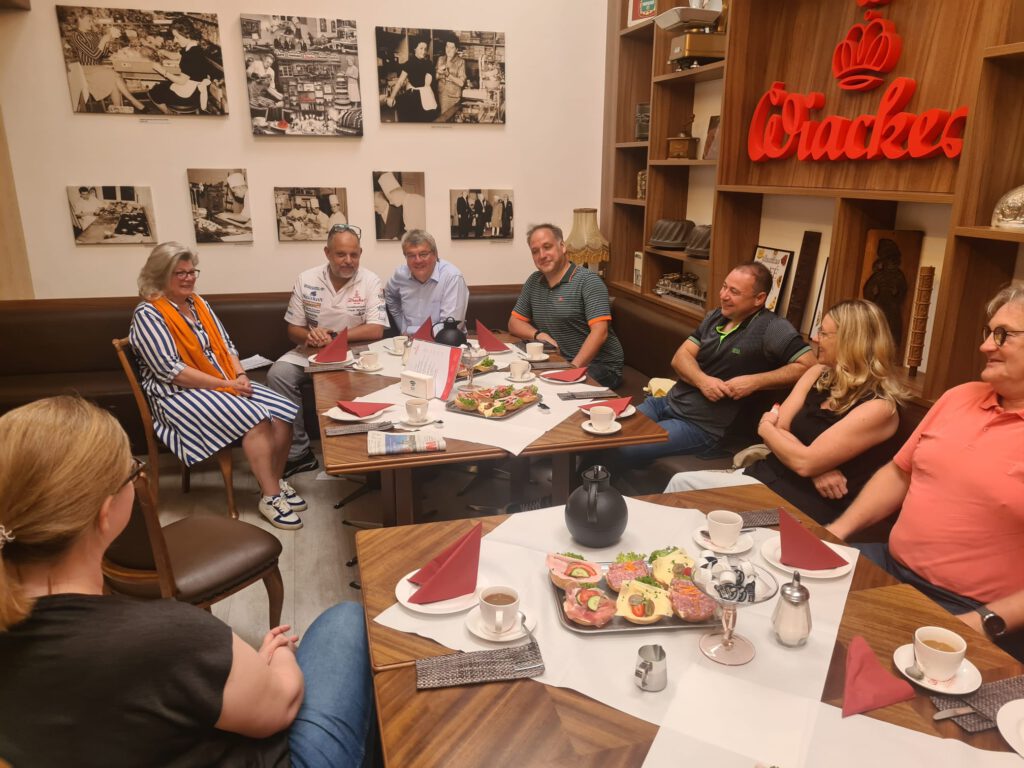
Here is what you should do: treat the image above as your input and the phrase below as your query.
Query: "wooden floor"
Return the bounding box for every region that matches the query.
[154,443,553,648]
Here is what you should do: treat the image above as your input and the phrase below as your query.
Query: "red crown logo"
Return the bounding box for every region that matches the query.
[857,0,892,6]
[832,10,903,92]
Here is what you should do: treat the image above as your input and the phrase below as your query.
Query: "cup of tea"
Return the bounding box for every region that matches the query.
[479,586,520,635]
[509,360,531,381]
[526,341,545,360]
[589,405,616,432]
[359,351,378,369]
[706,509,743,548]
[406,398,429,423]
[392,335,408,354]
[913,626,967,682]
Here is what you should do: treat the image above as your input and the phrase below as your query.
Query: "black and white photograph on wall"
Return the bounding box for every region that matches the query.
[372,172,426,240]
[55,6,227,115]
[375,28,505,124]
[274,187,348,241]
[240,15,362,136]
[187,169,252,243]
[66,185,156,244]
[449,189,513,240]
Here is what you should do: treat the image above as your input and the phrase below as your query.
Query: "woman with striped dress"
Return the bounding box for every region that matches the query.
[130,242,305,529]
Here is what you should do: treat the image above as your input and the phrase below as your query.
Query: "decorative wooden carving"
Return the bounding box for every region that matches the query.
[906,266,935,376]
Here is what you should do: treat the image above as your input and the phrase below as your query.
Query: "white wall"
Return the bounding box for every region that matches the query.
[0,1,607,298]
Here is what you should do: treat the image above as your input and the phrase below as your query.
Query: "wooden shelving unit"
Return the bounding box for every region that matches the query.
[601,0,1024,404]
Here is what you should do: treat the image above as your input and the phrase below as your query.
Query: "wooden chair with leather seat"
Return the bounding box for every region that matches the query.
[112,337,238,519]
[103,472,284,628]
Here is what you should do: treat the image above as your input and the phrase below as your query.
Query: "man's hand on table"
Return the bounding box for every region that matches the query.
[306,327,333,347]
[535,331,558,350]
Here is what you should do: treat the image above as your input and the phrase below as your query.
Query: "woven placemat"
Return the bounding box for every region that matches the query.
[929,674,1024,732]
[739,507,782,528]
[415,641,544,690]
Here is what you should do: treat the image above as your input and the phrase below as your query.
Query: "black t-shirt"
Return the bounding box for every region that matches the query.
[0,594,290,768]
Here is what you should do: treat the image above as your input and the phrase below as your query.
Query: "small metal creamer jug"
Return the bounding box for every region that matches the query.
[634,644,667,692]
[771,571,811,647]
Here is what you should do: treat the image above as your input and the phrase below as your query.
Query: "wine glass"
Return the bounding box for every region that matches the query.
[692,556,778,666]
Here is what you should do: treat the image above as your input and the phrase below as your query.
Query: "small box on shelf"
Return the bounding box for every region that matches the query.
[633,251,643,287]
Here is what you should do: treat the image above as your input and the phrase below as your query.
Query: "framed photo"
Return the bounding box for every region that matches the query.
[809,258,829,339]
[703,115,721,160]
[449,189,513,240]
[187,168,252,243]
[66,185,155,244]
[753,245,794,312]
[372,171,425,240]
[627,0,659,27]
[274,187,347,241]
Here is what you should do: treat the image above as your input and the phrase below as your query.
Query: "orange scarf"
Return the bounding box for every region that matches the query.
[149,295,237,394]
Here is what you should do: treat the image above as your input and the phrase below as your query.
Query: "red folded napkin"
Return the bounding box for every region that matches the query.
[412,318,434,341]
[579,396,632,416]
[335,401,392,417]
[541,367,588,382]
[842,635,915,717]
[316,327,349,363]
[474,320,507,352]
[407,522,482,604]
[779,509,848,570]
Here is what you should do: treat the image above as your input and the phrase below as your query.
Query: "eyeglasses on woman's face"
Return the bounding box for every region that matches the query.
[122,457,146,488]
[982,325,1024,347]
[173,269,201,280]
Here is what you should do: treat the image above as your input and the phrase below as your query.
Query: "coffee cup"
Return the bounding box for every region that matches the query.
[480,586,520,635]
[406,398,429,423]
[359,351,378,369]
[589,405,616,432]
[526,341,545,360]
[706,509,743,548]
[913,626,967,682]
[509,360,531,381]
[392,335,408,354]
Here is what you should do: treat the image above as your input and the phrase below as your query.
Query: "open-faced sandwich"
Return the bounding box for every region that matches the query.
[479,401,507,418]
[668,580,717,622]
[453,391,479,411]
[649,546,695,588]
[615,577,673,625]
[563,584,617,627]
[547,552,602,590]
[605,551,651,592]
[514,385,539,403]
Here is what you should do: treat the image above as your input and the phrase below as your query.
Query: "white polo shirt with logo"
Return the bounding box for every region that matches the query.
[284,264,388,332]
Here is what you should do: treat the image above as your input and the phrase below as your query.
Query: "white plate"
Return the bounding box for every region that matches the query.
[525,353,550,362]
[308,350,354,364]
[352,363,384,372]
[893,644,982,695]
[540,373,587,385]
[398,418,433,427]
[324,406,392,422]
[580,403,637,419]
[759,533,853,579]
[996,699,1024,757]
[506,373,536,383]
[582,420,622,435]
[385,348,405,356]
[692,527,754,555]
[395,569,479,615]
[465,606,537,642]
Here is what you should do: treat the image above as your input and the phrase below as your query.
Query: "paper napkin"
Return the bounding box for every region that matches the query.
[407,522,482,604]
[779,509,848,570]
[842,635,915,717]
[578,396,632,416]
[541,367,588,382]
[412,318,435,341]
[316,327,349,363]
[474,320,507,352]
[335,401,392,417]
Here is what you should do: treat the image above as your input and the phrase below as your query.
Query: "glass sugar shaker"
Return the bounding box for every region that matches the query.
[772,571,811,647]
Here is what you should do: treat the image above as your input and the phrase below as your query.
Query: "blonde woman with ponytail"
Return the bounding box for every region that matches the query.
[666,299,907,524]
[0,397,373,767]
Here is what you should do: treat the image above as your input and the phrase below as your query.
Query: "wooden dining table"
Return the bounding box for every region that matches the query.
[355,485,1022,766]
[311,340,667,525]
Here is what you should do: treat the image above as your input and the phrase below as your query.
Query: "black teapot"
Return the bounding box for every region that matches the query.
[564,465,627,548]
[433,317,468,347]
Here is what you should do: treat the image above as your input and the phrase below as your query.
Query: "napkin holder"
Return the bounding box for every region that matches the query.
[400,370,435,399]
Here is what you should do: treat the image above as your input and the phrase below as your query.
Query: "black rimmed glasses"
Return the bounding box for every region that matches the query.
[123,457,146,488]
[328,223,362,239]
[173,269,201,280]
[982,325,1024,347]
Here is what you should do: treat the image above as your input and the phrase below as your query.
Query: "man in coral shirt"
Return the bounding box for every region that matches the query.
[828,286,1024,658]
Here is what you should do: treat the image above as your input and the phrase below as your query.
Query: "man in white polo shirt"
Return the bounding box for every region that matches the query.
[267,224,388,477]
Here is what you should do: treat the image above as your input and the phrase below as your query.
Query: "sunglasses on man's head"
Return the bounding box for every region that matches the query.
[328,223,362,239]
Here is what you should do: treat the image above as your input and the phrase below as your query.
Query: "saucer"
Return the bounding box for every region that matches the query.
[582,420,622,435]
[893,644,982,695]
[759,533,854,579]
[692,527,754,555]
[399,417,432,427]
[506,373,536,383]
[395,570,478,615]
[353,362,384,372]
[324,406,390,422]
[997,699,1024,758]
[465,606,537,642]
[385,348,405,356]
[525,353,550,362]
[580,404,637,419]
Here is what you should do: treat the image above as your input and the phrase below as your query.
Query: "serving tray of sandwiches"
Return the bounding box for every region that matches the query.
[446,384,542,420]
[547,549,720,634]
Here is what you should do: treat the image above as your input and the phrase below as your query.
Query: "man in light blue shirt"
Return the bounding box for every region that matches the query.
[385,229,469,334]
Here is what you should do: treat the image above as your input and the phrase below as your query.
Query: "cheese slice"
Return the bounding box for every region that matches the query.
[615,580,673,624]
[651,550,695,588]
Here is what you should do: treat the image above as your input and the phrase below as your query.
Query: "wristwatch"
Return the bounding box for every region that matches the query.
[976,606,1007,638]
[533,329,542,340]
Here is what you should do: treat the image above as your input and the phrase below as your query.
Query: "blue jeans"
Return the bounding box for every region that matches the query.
[614,396,717,467]
[290,602,375,768]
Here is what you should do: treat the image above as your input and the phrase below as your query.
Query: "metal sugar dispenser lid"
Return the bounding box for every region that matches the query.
[779,571,809,605]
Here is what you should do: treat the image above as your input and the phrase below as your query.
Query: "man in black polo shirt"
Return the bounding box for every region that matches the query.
[617,261,815,465]
[508,223,624,388]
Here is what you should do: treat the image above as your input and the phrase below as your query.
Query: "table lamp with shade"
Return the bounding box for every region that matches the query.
[564,208,609,276]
